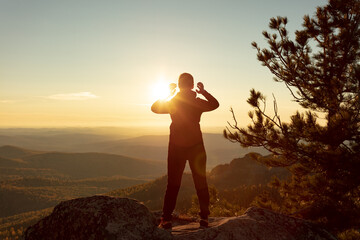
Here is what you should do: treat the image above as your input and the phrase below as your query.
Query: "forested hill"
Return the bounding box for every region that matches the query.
[107,153,289,215]
[0,145,165,179]
[0,131,268,168]
[208,153,289,189]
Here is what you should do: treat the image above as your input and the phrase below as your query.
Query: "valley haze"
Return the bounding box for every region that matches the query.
[0,127,268,169]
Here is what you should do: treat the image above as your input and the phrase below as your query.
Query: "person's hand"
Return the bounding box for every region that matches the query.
[169,83,177,96]
[196,82,206,94]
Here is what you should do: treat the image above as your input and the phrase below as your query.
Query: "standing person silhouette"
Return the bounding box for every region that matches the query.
[151,73,219,229]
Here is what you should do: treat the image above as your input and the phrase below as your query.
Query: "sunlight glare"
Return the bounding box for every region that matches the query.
[151,81,171,100]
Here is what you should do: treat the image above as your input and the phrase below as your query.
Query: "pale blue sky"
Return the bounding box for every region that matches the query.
[0,0,327,129]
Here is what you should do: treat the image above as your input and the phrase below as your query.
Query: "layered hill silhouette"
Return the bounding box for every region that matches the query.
[0,128,268,168]
[1,145,283,217]
[0,145,165,179]
[0,145,162,219]
[0,145,43,159]
[208,152,289,188]
[0,142,278,239]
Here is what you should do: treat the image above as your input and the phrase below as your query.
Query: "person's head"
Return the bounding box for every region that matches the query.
[178,73,194,90]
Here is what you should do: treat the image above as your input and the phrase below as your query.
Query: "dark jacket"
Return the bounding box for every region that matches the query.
[151,90,219,146]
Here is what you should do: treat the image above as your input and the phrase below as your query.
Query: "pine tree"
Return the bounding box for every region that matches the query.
[224,0,360,233]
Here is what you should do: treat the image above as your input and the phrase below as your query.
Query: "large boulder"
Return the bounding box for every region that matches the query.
[24,195,172,240]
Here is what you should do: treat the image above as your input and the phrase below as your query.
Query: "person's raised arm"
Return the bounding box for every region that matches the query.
[151,100,170,113]
[151,83,177,114]
[196,82,219,112]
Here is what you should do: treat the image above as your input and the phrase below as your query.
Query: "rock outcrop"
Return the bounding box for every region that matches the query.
[24,196,172,240]
[171,207,337,240]
[24,195,337,240]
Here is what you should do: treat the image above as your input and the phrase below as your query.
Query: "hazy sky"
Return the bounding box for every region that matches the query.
[0,0,327,130]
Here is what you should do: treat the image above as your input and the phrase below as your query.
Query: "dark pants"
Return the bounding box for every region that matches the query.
[162,142,210,221]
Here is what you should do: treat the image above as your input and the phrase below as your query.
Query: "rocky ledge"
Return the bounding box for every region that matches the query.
[24,195,337,240]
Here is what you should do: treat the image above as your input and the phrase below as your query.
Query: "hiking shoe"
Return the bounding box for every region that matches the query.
[200,218,209,228]
[158,218,172,230]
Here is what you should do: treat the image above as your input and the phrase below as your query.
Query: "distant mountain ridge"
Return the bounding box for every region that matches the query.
[0,145,159,218]
[0,145,165,179]
[0,130,268,167]
[208,153,289,188]
[0,145,43,159]
[69,134,268,168]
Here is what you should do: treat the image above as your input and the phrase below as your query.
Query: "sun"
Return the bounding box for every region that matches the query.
[151,81,171,100]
